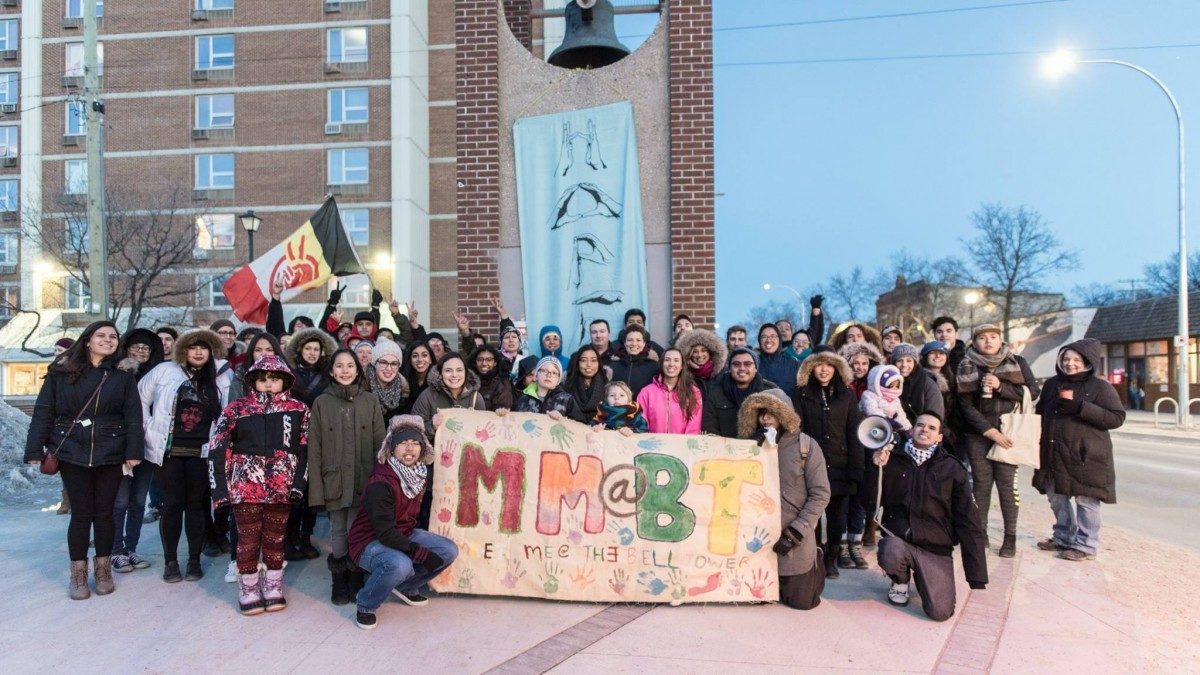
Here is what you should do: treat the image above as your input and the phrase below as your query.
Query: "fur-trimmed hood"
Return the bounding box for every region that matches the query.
[797,350,853,387]
[932,370,950,393]
[737,388,801,439]
[828,322,883,353]
[838,341,885,370]
[173,328,227,365]
[377,414,433,464]
[426,361,482,399]
[675,329,728,373]
[286,327,338,371]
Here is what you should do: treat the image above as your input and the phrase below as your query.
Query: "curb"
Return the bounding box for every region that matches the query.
[1112,430,1200,445]
[933,551,1019,674]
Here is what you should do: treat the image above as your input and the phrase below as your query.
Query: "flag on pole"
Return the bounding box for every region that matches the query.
[222,197,365,324]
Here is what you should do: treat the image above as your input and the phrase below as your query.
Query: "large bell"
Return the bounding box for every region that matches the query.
[548,0,631,70]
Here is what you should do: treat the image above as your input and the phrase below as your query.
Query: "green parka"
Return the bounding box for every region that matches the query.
[307,382,386,510]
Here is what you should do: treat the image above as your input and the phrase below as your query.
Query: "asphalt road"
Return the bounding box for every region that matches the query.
[1017,434,1200,551]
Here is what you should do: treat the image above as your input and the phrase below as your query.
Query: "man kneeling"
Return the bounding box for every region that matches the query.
[347,415,459,629]
[873,412,987,621]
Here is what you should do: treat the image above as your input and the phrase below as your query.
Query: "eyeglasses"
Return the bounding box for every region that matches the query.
[376,360,401,369]
[128,344,151,353]
[217,330,236,337]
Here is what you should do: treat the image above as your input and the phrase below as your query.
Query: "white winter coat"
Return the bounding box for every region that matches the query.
[138,360,231,465]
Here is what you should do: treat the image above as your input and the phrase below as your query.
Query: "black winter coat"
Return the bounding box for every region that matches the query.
[791,382,864,495]
[758,351,800,398]
[512,387,587,423]
[701,373,779,438]
[956,354,1039,458]
[24,362,144,468]
[880,445,987,587]
[1033,371,1124,503]
[610,352,659,398]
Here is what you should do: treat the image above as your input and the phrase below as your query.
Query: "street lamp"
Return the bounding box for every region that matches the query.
[763,282,804,305]
[239,210,262,262]
[964,290,981,328]
[1043,49,1188,427]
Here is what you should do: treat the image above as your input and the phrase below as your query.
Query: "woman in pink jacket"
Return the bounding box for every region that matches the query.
[636,348,703,434]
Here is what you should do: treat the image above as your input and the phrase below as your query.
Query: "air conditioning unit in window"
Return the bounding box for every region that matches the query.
[192,69,210,81]
[325,184,343,196]
[0,157,16,168]
[324,2,342,12]
[1,210,17,222]
[0,0,18,7]
[324,62,342,74]
[192,128,209,140]
[324,123,342,136]
[192,10,209,21]
[62,135,81,147]
[0,103,16,114]
[62,17,83,29]
[62,76,82,88]
[0,51,16,61]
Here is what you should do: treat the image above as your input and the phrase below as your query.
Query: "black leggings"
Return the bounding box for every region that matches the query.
[819,493,852,554]
[59,462,124,561]
[157,456,208,562]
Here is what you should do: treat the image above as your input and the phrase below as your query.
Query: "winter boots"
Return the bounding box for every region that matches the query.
[998,534,1017,558]
[328,555,353,606]
[847,543,869,569]
[823,547,840,579]
[57,489,71,515]
[261,568,287,612]
[861,520,878,548]
[93,556,115,595]
[239,572,265,616]
[69,560,90,600]
[837,545,854,569]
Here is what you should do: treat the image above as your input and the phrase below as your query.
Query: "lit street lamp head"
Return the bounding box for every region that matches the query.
[762,283,771,291]
[1041,48,1079,79]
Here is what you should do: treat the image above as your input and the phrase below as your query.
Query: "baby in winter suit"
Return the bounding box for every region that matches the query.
[859,364,912,431]
[592,382,648,436]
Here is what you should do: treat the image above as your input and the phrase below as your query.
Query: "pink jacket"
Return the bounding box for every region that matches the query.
[636,375,703,434]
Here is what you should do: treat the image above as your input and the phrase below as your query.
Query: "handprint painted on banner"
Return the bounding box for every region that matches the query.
[500,414,518,442]
[444,418,463,433]
[637,571,668,596]
[436,496,453,524]
[686,437,704,453]
[748,489,776,515]
[636,438,662,451]
[571,563,595,589]
[522,419,542,437]
[541,563,563,594]
[475,421,497,443]
[745,527,772,553]
[749,569,773,600]
[609,569,629,595]
[457,568,476,591]
[550,423,574,451]
[439,439,459,469]
[606,520,635,546]
[727,571,745,597]
[566,514,583,546]
[501,558,526,590]
[668,569,686,605]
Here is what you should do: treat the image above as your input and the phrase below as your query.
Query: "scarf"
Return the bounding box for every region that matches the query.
[721,372,762,408]
[880,387,900,403]
[593,402,649,433]
[903,439,935,467]
[956,344,1025,393]
[388,457,428,499]
[689,359,716,380]
[369,368,409,410]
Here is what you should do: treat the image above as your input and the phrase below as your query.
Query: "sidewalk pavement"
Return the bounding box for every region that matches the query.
[1113,410,1200,444]
[0,502,1194,674]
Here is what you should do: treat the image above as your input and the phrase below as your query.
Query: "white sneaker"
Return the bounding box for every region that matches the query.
[225,561,238,583]
[888,581,910,606]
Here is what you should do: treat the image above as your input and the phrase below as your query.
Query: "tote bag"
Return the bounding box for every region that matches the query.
[987,385,1041,468]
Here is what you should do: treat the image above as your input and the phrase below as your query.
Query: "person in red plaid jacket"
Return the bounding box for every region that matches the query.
[210,354,310,616]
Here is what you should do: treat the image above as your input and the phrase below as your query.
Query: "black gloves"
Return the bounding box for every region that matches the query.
[328,285,343,305]
[409,545,445,572]
[810,294,824,309]
[771,527,803,556]
[968,581,986,590]
[1057,396,1084,416]
[371,289,384,307]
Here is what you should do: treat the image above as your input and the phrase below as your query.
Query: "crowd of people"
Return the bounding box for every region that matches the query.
[23,286,1124,625]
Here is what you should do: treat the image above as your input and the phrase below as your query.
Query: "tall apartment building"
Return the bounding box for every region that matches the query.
[0,0,447,334]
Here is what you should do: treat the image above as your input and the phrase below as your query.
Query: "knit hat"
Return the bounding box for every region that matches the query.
[920,341,950,357]
[372,338,404,365]
[729,347,759,367]
[378,414,433,464]
[55,337,75,350]
[500,325,520,339]
[812,344,835,355]
[889,343,920,364]
[354,339,375,351]
[973,323,1002,338]
[353,311,374,325]
[534,355,562,376]
[881,325,902,339]
[209,319,236,334]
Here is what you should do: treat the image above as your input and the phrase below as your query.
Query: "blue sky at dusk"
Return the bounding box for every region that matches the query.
[706,0,1200,328]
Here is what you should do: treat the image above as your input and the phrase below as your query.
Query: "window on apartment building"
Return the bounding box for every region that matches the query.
[0,232,17,265]
[328,28,368,63]
[195,94,234,129]
[0,286,16,318]
[0,126,16,157]
[328,88,369,124]
[0,179,16,212]
[327,148,368,185]
[196,35,235,71]
[195,214,235,251]
[0,73,17,105]
[66,216,88,253]
[341,208,368,246]
[195,154,234,190]
[196,0,234,9]
[65,159,87,194]
[197,272,231,307]
[65,276,90,311]
[336,274,371,307]
[0,20,17,53]
[66,100,87,136]
[65,43,105,78]
[65,1,106,19]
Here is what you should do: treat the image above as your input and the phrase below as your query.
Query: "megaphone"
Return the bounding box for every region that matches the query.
[857,415,896,450]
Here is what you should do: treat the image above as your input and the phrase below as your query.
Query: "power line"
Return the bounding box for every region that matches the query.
[715,42,1200,68]
[714,0,1071,33]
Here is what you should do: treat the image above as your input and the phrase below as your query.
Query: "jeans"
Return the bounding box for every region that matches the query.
[355,530,459,613]
[59,463,124,561]
[111,461,154,555]
[1047,487,1102,555]
[328,507,358,558]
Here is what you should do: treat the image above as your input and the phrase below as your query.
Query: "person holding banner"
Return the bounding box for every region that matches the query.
[348,415,459,630]
[738,388,831,610]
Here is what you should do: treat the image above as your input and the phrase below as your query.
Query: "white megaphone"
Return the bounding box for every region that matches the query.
[857,415,896,450]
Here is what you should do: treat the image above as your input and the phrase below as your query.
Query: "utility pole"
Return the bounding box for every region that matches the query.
[84,0,108,319]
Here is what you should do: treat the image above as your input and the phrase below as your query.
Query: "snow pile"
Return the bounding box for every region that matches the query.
[0,400,59,505]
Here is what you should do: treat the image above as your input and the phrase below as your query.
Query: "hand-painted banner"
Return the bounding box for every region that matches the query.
[429,410,781,604]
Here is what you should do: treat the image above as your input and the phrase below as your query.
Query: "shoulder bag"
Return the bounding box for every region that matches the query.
[987,385,1041,468]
